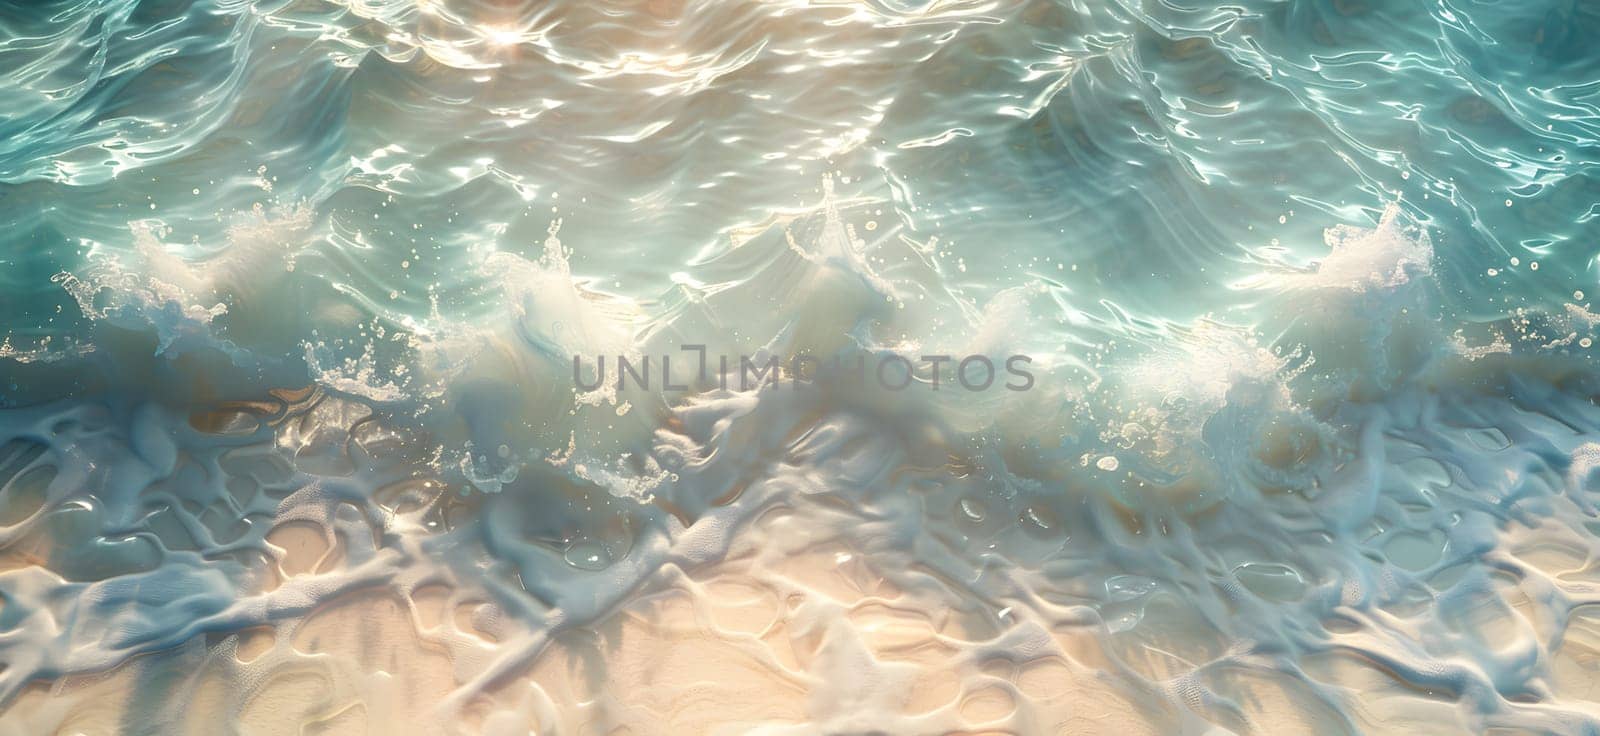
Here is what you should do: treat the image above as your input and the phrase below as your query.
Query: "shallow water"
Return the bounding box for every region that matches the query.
[2,0,1600,733]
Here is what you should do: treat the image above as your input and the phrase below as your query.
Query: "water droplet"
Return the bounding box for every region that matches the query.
[958,497,987,524]
[564,539,612,571]
[1233,563,1306,601]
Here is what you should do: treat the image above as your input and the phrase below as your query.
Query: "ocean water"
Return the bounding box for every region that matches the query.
[1,0,1599,733]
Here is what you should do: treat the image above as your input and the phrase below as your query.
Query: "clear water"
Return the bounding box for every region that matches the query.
[2,0,1599,733]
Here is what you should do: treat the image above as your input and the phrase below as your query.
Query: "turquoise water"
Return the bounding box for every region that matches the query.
[2,0,1600,733]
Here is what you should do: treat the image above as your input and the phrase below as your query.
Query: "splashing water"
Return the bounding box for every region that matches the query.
[2,0,1600,734]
